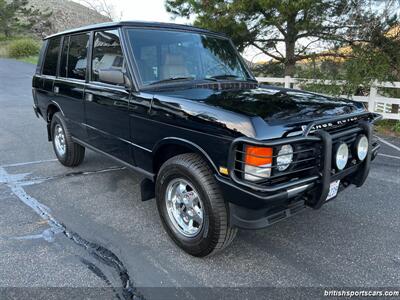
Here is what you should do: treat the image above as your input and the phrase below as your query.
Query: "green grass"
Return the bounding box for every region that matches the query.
[17,55,38,64]
[0,35,40,65]
[375,119,400,137]
[0,40,9,57]
[0,35,22,56]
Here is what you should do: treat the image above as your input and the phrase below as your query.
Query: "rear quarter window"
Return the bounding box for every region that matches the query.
[36,41,47,74]
[42,37,61,76]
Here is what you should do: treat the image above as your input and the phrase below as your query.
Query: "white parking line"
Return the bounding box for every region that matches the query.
[377,137,400,152]
[0,164,126,241]
[1,159,57,168]
[0,166,64,242]
[378,153,400,160]
[0,164,141,297]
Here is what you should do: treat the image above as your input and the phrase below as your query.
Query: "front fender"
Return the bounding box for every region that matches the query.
[152,137,219,173]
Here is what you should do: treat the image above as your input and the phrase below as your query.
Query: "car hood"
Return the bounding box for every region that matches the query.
[153,85,366,126]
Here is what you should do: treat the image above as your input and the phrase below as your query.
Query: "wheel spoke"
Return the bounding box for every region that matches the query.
[192,214,202,225]
[192,206,203,224]
[177,183,187,197]
[188,218,194,231]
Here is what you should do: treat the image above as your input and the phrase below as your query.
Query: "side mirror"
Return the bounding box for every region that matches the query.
[123,73,133,90]
[98,69,132,89]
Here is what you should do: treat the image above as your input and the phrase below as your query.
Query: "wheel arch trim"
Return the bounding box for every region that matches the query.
[47,101,65,120]
[46,101,65,141]
[152,137,219,173]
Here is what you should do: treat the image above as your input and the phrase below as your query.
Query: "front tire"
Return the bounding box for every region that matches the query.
[51,112,85,167]
[155,153,237,257]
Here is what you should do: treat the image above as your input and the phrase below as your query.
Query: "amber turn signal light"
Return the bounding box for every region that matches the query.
[244,145,273,181]
[245,145,273,166]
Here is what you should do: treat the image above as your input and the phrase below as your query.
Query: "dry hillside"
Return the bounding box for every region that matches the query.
[28,0,111,37]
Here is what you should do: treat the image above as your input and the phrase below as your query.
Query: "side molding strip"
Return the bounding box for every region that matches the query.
[82,123,152,153]
[71,137,155,180]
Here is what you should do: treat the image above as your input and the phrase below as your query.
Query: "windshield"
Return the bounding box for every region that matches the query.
[126,28,251,86]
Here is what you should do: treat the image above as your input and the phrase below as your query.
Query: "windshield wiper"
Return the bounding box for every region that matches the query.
[149,76,194,85]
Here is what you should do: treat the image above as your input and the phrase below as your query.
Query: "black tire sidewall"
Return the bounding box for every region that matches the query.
[156,162,222,256]
[51,113,68,163]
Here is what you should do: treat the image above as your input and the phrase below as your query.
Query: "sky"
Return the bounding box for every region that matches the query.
[108,0,189,24]
[73,0,399,63]
[73,0,262,61]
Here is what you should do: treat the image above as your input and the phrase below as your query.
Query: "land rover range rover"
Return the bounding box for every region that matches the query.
[32,21,381,257]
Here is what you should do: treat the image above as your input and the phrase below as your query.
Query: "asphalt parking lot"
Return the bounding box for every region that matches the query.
[0,58,400,299]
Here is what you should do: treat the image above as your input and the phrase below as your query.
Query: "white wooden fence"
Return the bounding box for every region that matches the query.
[256,76,400,120]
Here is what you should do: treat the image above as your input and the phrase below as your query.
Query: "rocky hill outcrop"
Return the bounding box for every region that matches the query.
[28,0,111,37]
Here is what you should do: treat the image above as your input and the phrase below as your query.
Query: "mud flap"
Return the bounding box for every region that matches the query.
[140,178,155,201]
[47,122,52,141]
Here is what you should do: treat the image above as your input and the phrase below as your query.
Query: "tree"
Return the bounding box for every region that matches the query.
[346,19,400,83]
[295,16,400,93]
[0,0,51,38]
[165,0,399,76]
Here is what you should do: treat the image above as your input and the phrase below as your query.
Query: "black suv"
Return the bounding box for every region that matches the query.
[32,21,381,257]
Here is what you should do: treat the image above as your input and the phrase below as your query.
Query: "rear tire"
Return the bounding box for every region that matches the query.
[50,112,85,167]
[155,153,237,257]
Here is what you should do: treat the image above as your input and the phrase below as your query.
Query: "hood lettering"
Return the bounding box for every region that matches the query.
[302,116,360,133]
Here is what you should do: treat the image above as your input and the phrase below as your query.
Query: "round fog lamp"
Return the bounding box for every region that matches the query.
[335,143,349,170]
[277,144,293,171]
[356,135,368,161]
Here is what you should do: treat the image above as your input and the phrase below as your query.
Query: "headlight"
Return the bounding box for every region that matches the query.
[244,145,272,181]
[276,144,293,171]
[335,142,349,170]
[356,135,368,161]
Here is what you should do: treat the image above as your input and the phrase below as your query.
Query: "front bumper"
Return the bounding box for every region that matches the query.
[217,113,381,230]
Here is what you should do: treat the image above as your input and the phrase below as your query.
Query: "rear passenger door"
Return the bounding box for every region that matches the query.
[54,33,90,140]
[35,37,61,118]
[84,29,132,163]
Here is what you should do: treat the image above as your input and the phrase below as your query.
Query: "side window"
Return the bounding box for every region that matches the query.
[92,30,125,86]
[42,37,61,76]
[67,33,90,80]
[36,41,47,74]
[59,36,69,78]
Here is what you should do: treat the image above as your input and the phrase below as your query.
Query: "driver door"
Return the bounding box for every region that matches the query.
[84,29,133,163]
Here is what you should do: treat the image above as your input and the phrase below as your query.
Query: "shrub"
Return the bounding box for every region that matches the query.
[375,119,400,136]
[8,39,40,58]
[393,121,400,133]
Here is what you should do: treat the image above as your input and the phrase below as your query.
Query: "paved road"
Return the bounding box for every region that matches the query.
[0,58,399,299]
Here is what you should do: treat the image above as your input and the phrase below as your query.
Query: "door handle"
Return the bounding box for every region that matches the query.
[54,86,59,94]
[85,93,93,102]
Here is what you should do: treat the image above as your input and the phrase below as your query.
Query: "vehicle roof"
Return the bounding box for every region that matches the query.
[44,21,226,40]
